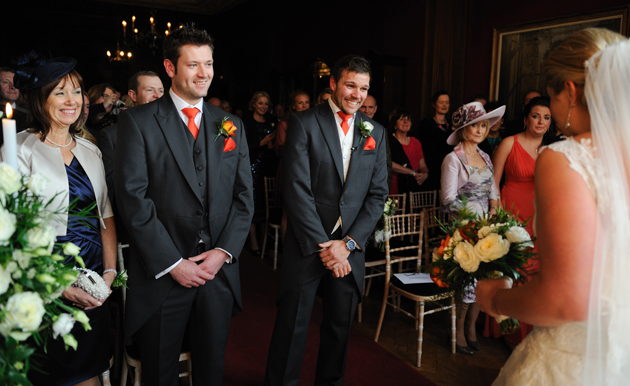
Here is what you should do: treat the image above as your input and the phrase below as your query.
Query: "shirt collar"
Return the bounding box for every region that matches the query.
[169,88,204,113]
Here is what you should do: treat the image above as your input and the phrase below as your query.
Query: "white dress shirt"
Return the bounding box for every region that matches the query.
[327,98,355,234]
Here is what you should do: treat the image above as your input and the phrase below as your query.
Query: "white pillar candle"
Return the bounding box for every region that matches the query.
[2,103,18,171]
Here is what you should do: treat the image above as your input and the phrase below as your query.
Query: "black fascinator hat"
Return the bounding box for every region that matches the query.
[12,51,76,91]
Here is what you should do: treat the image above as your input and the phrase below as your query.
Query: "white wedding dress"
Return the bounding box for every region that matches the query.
[492,137,596,386]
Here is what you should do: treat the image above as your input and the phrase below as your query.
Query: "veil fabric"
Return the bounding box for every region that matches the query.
[583,39,630,385]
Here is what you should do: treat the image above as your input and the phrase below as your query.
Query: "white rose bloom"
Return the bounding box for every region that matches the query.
[0,264,11,294]
[12,270,22,280]
[505,226,534,250]
[27,174,48,196]
[5,261,17,273]
[475,233,511,263]
[5,292,45,335]
[0,207,17,245]
[375,229,384,243]
[0,163,22,194]
[453,241,480,273]
[63,242,81,257]
[460,220,469,226]
[26,223,56,250]
[52,314,76,339]
[477,226,494,239]
[27,268,36,279]
[13,250,32,270]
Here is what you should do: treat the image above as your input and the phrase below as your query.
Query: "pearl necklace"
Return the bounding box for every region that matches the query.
[46,135,74,148]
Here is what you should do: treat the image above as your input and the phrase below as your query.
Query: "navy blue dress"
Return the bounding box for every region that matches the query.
[30,157,111,386]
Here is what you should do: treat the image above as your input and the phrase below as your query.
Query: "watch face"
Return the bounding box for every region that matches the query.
[346,239,356,250]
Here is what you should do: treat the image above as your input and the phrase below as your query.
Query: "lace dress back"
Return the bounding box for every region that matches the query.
[492,137,598,386]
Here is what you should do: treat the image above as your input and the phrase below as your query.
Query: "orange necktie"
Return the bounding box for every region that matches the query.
[337,111,352,135]
[182,107,200,139]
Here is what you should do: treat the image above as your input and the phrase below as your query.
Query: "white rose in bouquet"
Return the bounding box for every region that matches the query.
[505,226,534,250]
[4,292,46,340]
[63,242,81,256]
[0,207,17,245]
[52,313,76,339]
[450,229,463,246]
[26,223,56,250]
[475,233,510,263]
[453,241,480,273]
[27,173,48,195]
[0,264,11,295]
[0,163,22,194]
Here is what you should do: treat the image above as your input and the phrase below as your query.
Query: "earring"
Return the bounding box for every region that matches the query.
[564,104,575,129]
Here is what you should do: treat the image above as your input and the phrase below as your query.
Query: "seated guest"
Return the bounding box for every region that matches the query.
[207,96,221,106]
[4,52,116,386]
[221,99,231,113]
[0,67,29,144]
[390,110,428,200]
[416,90,454,192]
[99,70,164,244]
[441,101,504,356]
[360,95,392,187]
[243,91,277,255]
[86,83,119,134]
[482,101,504,154]
[316,87,332,105]
[274,103,285,122]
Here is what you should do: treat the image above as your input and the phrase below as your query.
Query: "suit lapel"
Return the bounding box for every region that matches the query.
[316,105,344,184]
[155,94,203,204]
[203,104,225,203]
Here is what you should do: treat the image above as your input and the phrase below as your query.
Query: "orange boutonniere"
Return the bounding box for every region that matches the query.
[215,116,237,152]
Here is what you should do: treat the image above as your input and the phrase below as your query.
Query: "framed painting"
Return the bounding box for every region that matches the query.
[490,7,628,121]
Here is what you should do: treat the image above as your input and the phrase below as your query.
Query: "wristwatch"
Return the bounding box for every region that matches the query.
[343,236,357,252]
[411,170,416,176]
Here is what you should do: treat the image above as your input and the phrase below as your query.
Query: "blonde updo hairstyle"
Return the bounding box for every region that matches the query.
[543,28,626,108]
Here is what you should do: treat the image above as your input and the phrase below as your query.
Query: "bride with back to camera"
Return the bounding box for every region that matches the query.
[476,28,630,385]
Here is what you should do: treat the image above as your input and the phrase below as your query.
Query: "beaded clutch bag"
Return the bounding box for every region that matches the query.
[72,268,110,301]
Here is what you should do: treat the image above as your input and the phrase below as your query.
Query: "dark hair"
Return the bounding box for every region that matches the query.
[317,87,333,105]
[87,83,116,105]
[163,23,214,70]
[523,96,550,117]
[330,55,371,84]
[484,100,502,112]
[469,93,487,103]
[431,90,449,105]
[288,90,309,113]
[27,70,85,141]
[128,70,160,93]
[0,67,15,74]
[389,109,413,132]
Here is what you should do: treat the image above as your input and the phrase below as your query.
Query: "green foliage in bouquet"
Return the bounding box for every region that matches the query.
[0,163,94,385]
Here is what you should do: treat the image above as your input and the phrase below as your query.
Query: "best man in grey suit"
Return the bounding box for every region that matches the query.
[115,25,253,386]
[265,55,388,386]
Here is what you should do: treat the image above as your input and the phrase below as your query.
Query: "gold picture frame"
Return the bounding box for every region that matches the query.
[490,7,629,121]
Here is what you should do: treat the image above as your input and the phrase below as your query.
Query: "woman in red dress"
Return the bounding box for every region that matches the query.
[389,110,429,198]
[487,96,552,344]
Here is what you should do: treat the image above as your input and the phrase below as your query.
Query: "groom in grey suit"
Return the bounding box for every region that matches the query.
[115,25,253,385]
[265,55,388,385]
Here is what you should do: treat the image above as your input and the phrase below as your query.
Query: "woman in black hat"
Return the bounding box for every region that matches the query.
[4,53,116,386]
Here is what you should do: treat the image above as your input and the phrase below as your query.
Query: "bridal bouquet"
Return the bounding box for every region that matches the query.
[0,163,95,385]
[423,204,536,334]
[373,198,398,251]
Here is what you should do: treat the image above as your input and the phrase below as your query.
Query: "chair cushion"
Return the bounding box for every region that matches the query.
[390,275,451,297]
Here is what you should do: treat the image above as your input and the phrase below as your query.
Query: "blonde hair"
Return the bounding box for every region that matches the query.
[544,28,626,106]
[249,91,271,112]
[458,119,490,143]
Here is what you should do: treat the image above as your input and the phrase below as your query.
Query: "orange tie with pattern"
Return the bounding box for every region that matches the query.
[337,111,352,135]
[182,107,200,139]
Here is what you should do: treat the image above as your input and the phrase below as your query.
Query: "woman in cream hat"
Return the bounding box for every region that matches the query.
[440,101,505,355]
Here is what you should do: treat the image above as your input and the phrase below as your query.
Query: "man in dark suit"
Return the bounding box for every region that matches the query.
[265,55,388,386]
[115,25,253,386]
[0,67,29,145]
[100,70,164,243]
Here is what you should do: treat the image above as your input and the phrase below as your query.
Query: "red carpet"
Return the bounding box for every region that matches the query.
[224,251,437,386]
